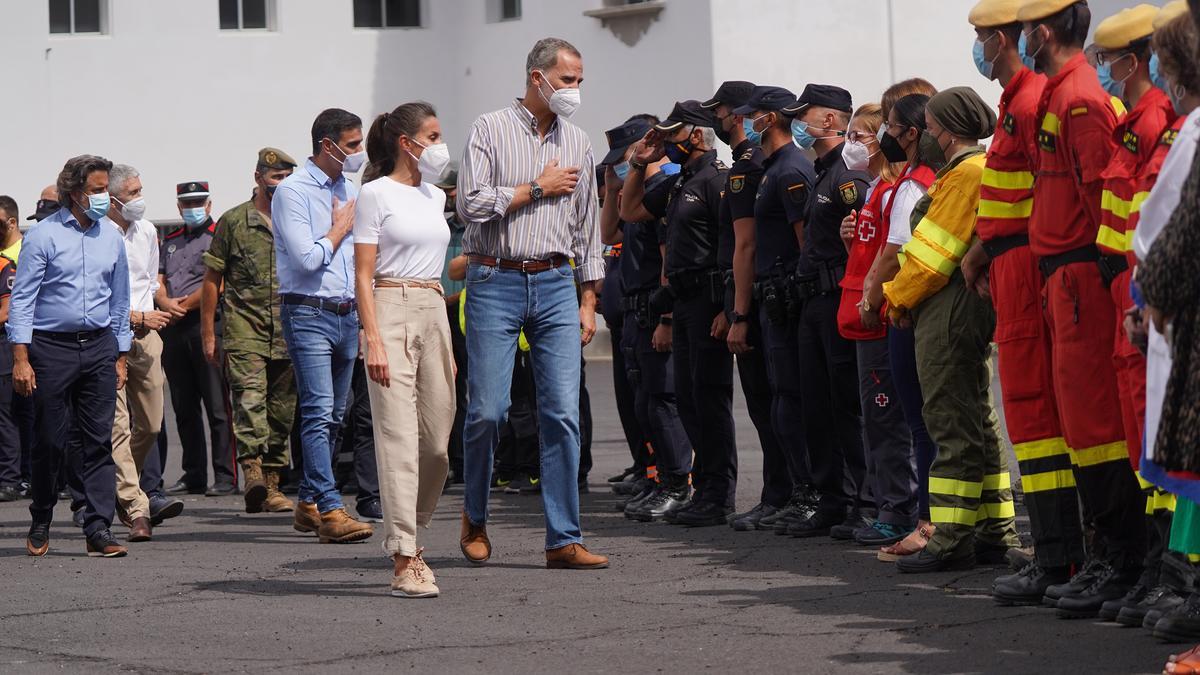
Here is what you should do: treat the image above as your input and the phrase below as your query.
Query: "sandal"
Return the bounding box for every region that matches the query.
[1166,644,1200,674]
[878,521,935,562]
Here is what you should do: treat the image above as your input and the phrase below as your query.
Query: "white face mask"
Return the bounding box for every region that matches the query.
[328,142,367,174]
[841,139,877,173]
[536,70,581,119]
[408,139,452,183]
[117,196,146,222]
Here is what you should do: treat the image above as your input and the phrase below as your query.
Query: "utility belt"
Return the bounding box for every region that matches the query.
[1038,245,1099,279]
[1097,254,1129,288]
[981,234,1029,260]
[666,267,724,304]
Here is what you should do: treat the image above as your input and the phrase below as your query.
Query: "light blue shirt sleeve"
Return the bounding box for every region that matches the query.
[110,243,132,351]
[7,230,46,345]
[274,183,334,272]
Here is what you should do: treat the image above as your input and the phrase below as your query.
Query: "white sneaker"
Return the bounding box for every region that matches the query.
[391,548,439,598]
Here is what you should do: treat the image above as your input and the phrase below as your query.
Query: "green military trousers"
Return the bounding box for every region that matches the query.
[913,271,1020,559]
[225,351,297,470]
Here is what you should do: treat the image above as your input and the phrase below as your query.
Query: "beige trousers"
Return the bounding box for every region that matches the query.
[367,282,453,557]
[113,331,165,520]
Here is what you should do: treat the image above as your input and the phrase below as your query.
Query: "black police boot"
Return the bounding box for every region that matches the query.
[1100,577,1153,622]
[664,493,697,524]
[993,563,1071,606]
[788,508,846,538]
[631,479,690,523]
[730,503,780,531]
[1118,585,1184,628]
[770,486,818,535]
[675,500,733,527]
[829,509,874,541]
[623,483,664,520]
[1143,588,1188,630]
[1042,559,1106,608]
[616,477,656,512]
[1055,563,1137,619]
[1153,592,1200,643]
[896,547,976,574]
[608,465,640,484]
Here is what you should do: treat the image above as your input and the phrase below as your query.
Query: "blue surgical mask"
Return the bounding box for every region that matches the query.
[790,119,818,150]
[1018,30,1040,72]
[1097,55,1131,100]
[743,115,766,146]
[1150,52,1169,92]
[182,207,207,226]
[614,162,631,181]
[973,35,997,80]
[661,163,681,176]
[82,192,110,222]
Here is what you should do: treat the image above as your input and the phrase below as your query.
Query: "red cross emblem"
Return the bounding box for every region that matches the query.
[875,394,889,408]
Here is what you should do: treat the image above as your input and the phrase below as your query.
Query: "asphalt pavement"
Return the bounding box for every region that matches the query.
[0,360,1181,674]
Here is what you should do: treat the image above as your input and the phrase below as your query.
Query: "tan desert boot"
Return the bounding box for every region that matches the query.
[460,512,491,564]
[293,501,321,534]
[242,458,267,513]
[263,470,295,512]
[546,543,609,570]
[317,508,373,544]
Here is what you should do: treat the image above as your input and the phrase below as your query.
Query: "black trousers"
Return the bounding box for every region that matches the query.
[622,313,692,478]
[447,299,468,478]
[335,359,379,501]
[759,304,811,488]
[735,311,793,508]
[797,291,868,515]
[0,373,20,486]
[161,313,236,488]
[497,350,540,475]
[609,318,649,470]
[673,292,736,506]
[28,332,118,537]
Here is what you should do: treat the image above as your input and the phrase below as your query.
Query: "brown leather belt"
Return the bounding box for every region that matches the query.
[467,254,568,274]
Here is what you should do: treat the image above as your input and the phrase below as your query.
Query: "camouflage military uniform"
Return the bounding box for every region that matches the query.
[204,199,296,470]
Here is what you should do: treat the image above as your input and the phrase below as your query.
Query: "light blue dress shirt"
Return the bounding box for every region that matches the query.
[8,207,132,351]
[272,159,358,301]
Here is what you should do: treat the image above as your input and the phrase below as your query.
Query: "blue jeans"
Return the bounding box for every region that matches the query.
[282,303,359,513]
[463,261,582,550]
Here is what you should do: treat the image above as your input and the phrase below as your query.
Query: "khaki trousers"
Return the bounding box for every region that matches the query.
[113,331,165,520]
[367,283,453,557]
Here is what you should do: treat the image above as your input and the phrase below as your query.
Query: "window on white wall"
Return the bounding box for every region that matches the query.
[353,0,421,28]
[49,0,106,35]
[219,0,272,30]
[486,0,521,23]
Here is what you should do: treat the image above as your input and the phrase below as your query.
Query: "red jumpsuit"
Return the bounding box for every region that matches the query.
[1029,53,1145,569]
[978,67,1083,569]
[1096,87,1175,468]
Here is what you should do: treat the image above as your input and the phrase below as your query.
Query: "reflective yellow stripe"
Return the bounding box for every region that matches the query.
[1136,472,1155,491]
[1111,96,1128,116]
[1042,112,1061,135]
[930,506,980,526]
[1021,469,1077,493]
[976,500,1017,520]
[902,237,958,277]
[982,168,1035,190]
[929,476,983,499]
[1071,441,1129,467]
[1014,437,1071,463]
[915,219,970,260]
[978,198,1033,219]
[1131,190,1150,215]
[982,472,1011,491]
[1096,224,1131,253]
[1147,491,1177,514]
[1101,190,1136,220]
[1190,554,1200,564]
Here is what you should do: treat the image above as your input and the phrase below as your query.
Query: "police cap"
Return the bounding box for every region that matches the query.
[603,118,653,165]
[783,84,854,115]
[731,86,798,116]
[654,100,717,133]
[257,147,297,170]
[701,80,756,109]
[176,181,210,201]
[28,198,59,221]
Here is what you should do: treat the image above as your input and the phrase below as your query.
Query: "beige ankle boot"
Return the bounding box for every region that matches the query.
[263,469,295,513]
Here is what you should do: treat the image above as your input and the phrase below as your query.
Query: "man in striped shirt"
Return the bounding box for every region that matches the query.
[455,37,608,570]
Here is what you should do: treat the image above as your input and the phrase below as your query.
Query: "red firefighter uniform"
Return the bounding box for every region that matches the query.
[1095,87,1176,468]
[977,65,1084,570]
[1029,51,1145,569]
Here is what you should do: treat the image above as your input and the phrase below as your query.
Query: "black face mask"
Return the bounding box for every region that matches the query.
[880,129,910,163]
[714,118,732,146]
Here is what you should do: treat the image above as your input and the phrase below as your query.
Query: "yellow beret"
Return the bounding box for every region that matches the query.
[1095,4,1159,49]
[969,0,1024,27]
[1154,0,1188,30]
[1017,0,1082,23]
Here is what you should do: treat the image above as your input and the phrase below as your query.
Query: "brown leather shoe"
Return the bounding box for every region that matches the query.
[127,517,152,542]
[317,507,373,544]
[546,543,609,570]
[26,522,49,557]
[293,501,320,534]
[242,458,267,513]
[263,469,295,512]
[460,512,491,564]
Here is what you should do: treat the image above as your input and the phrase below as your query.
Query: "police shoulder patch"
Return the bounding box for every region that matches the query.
[1122,130,1139,155]
[839,181,858,205]
[786,182,809,205]
[1161,128,1179,147]
[730,175,745,193]
[5,275,12,291]
[739,149,755,161]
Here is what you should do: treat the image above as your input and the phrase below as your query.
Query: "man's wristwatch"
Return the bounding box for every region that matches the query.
[629,160,647,172]
[530,181,544,201]
[658,316,673,327]
[729,311,749,324]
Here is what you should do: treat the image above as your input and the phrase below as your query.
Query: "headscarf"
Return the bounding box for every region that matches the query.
[927,86,997,140]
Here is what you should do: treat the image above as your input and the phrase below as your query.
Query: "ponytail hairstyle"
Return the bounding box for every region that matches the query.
[364,101,437,184]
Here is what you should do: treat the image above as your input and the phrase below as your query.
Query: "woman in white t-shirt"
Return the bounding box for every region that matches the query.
[354,101,454,598]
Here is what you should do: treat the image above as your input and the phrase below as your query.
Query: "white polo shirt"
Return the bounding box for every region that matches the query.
[114,218,161,312]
